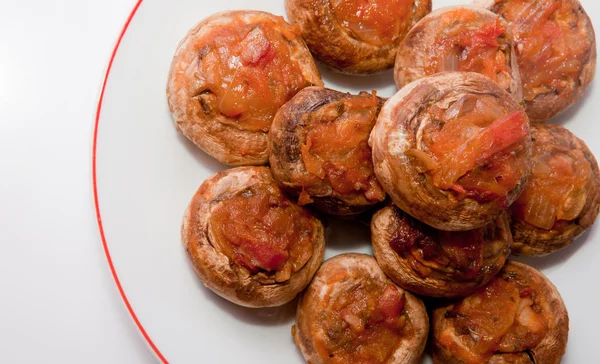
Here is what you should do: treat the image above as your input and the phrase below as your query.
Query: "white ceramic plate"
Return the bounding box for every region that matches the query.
[94,0,600,362]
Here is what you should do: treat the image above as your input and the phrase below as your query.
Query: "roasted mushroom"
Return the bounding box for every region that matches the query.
[431,261,569,364]
[269,87,386,215]
[372,205,511,298]
[510,124,600,256]
[285,0,431,74]
[181,166,325,307]
[480,0,597,122]
[167,11,323,166]
[370,72,532,231]
[395,6,522,99]
[293,253,429,364]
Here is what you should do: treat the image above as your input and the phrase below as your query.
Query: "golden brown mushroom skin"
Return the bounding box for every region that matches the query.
[167,11,323,166]
[483,0,597,122]
[509,124,600,256]
[395,6,522,99]
[431,261,569,364]
[371,205,511,298]
[269,87,386,215]
[370,72,532,231]
[285,0,431,74]
[293,253,429,364]
[181,166,325,307]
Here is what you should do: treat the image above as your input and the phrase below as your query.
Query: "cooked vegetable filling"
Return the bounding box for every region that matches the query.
[424,9,513,90]
[492,0,592,101]
[438,275,548,364]
[330,0,414,46]
[313,277,411,363]
[198,16,311,132]
[389,209,486,280]
[300,93,386,202]
[209,183,314,281]
[412,95,529,203]
[511,138,593,230]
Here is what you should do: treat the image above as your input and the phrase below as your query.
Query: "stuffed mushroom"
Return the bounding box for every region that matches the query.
[293,253,429,364]
[181,166,325,307]
[372,205,511,298]
[285,0,431,74]
[269,87,386,215]
[510,124,600,256]
[167,10,323,166]
[430,261,569,364]
[370,72,532,231]
[481,0,597,122]
[395,6,522,99]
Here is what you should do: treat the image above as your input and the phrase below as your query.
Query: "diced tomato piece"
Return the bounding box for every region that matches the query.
[437,112,528,188]
[239,27,275,67]
[376,285,406,319]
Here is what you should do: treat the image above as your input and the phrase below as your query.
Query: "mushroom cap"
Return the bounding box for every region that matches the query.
[181,166,325,307]
[370,72,531,231]
[285,0,431,74]
[294,253,429,364]
[167,10,322,166]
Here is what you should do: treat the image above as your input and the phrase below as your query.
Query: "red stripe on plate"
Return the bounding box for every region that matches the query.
[92,0,168,362]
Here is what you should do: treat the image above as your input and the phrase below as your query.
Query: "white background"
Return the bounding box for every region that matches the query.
[0,0,153,362]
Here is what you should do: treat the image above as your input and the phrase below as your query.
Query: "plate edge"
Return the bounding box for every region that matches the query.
[92,0,168,363]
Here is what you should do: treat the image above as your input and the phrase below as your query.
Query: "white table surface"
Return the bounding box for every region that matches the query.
[0,0,155,362]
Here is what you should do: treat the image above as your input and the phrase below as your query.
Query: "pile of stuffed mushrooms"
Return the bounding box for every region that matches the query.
[167,0,599,363]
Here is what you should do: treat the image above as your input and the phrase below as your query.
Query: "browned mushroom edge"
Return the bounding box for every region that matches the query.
[285,0,431,74]
[509,123,600,256]
[167,10,323,166]
[372,205,511,298]
[181,166,325,307]
[293,253,429,364]
[430,261,569,364]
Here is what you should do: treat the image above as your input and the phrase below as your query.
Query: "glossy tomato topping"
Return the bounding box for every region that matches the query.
[413,95,529,203]
[209,183,314,282]
[200,16,311,132]
[313,277,410,363]
[493,0,593,102]
[330,0,414,46]
[424,10,513,90]
[300,92,386,203]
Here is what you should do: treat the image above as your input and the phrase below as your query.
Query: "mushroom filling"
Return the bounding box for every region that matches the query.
[388,208,507,280]
[330,0,414,46]
[511,138,593,230]
[208,183,314,282]
[491,0,593,101]
[299,93,386,204]
[409,94,529,204]
[196,16,311,132]
[438,275,548,364]
[312,277,412,363]
[423,9,513,91]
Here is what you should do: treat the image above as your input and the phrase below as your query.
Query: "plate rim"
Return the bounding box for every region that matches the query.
[91,0,167,362]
